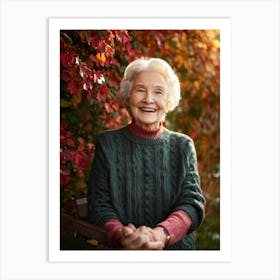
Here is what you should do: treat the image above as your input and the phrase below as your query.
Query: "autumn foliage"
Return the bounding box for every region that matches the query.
[60,30,220,249]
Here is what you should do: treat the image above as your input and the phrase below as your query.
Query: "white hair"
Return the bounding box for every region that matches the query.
[119,57,181,113]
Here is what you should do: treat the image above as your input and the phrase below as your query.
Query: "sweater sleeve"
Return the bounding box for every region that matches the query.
[87,136,120,226]
[172,138,206,233]
[157,210,192,246]
[103,219,124,247]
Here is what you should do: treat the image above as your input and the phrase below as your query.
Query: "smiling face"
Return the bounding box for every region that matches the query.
[128,71,169,131]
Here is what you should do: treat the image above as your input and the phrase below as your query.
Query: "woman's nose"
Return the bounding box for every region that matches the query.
[143,91,154,103]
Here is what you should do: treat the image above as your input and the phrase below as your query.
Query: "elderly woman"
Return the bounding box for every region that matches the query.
[87,57,205,250]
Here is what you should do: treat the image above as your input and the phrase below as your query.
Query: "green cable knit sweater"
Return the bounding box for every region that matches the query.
[87,125,205,250]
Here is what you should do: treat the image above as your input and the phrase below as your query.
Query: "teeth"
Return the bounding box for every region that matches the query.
[140,107,156,112]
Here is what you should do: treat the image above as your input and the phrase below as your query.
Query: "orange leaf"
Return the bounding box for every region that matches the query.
[72,91,82,108]
[96,52,106,66]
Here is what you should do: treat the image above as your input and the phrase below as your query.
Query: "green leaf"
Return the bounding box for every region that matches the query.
[60,99,70,108]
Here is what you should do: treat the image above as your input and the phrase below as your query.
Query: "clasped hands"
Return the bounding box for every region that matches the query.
[119,223,167,250]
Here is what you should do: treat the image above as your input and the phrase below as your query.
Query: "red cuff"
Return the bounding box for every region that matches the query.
[157,210,192,246]
[102,219,124,247]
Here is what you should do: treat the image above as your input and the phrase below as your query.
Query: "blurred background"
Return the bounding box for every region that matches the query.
[60,30,220,250]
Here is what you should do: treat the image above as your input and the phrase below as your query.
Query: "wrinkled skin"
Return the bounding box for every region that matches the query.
[120,223,166,250]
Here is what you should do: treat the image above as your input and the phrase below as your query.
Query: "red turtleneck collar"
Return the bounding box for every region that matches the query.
[128,120,163,138]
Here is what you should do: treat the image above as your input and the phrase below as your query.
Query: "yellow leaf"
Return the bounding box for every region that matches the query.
[213,39,220,49]
[96,52,106,66]
[194,81,200,90]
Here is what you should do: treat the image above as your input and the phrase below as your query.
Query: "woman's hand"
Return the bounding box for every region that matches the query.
[120,224,165,250]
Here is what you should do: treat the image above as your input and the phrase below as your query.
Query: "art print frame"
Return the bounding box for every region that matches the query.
[49,17,231,262]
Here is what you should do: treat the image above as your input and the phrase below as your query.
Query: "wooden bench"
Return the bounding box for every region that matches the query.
[60,196,109,250]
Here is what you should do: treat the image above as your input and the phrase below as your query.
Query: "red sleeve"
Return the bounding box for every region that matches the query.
[156,210,192,246]
[102,219,124,247]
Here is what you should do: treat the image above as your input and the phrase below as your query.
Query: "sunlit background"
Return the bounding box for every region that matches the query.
[60,30,220,250]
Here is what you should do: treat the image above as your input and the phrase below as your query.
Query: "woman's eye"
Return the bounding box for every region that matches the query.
[136,88,145,93]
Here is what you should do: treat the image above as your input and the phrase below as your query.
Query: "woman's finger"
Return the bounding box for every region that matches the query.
[127,223,137,231]
[122,226,134,237]
[141,240,165,250]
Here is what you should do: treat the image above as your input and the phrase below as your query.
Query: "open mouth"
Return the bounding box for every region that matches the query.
[139,107,157,113]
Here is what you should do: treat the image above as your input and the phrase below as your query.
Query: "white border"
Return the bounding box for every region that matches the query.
[49,18,231,262]
[1,1,279,279]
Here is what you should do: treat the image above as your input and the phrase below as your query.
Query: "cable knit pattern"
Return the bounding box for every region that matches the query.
[87,125,205,249]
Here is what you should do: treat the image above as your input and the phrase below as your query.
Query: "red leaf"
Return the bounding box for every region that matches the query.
[60,174,71,186]
[60,52,74,67]
[96,85,110,102]
[67,81,79,94]
[105,44,114,57]
[91,37,100,49]
[86,90,94,100]
[78,137,85,145]
[116,31,131,44]
[66,138,75,147]
[60,168,71,186]
[60,168,70,176]
[111,57,120,68]
[101,84,110,95]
